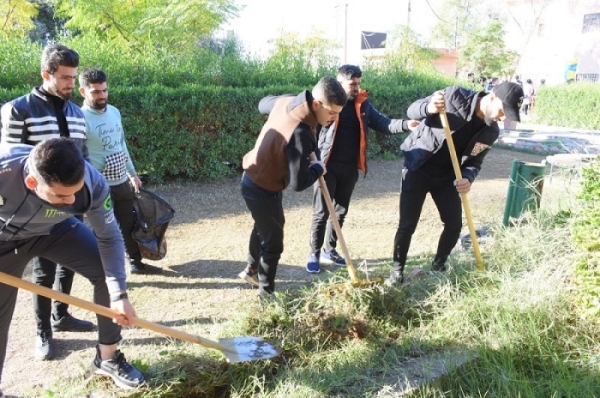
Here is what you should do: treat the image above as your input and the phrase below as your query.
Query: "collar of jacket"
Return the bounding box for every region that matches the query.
[32,86,67,112]
[287,90,318,128]
[356,89,369,105]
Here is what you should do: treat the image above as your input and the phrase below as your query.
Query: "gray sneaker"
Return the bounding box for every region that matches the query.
[384,270,404,287]
[35,329,57,361]
[92,346,144,389]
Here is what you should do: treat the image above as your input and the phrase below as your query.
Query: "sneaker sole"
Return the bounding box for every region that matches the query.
[306,267,320,274]
[52,324,95,332]
[320,258,346,267]
[238,271,259,287]
[93,366,142,389]
[35,351,56,361]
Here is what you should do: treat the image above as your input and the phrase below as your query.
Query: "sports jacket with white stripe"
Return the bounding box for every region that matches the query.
[0,87,87,157]
[0,144,127,293]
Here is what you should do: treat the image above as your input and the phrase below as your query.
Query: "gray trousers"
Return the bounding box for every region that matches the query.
[0,217,122,384]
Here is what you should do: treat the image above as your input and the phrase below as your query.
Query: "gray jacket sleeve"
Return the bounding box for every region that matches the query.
[84,168,127,293]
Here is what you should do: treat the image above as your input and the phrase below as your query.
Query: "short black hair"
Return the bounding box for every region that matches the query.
[312,77,348,107]
[337,64,362,80]
[41,44,79,74]
[30,138,85,186]
[79,68,107,88]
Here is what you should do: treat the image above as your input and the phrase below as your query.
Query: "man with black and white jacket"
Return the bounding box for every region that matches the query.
[0,44,93,361]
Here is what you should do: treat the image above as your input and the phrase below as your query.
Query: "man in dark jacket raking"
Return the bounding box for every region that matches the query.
[237,77,347,297]
[306,64,419,273]
[0,139,144,394]
[387,82,524,285]
[0,44,93,361]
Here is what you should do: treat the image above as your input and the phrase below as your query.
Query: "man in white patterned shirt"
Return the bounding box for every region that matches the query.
[79,68,162,276]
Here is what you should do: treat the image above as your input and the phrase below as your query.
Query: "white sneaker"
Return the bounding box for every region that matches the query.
[238,266,259,287]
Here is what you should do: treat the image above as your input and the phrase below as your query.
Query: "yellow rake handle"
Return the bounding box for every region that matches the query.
[439,110,484,270]
[0,271,234,353]
[311,153,361,283]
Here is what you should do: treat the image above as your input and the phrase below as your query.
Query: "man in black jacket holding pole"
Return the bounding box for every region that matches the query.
[387,82,524,285]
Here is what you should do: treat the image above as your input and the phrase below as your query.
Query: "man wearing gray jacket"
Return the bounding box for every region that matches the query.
[0,138,144,394]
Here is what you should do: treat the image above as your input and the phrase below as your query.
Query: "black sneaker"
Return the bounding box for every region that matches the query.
[51,312,95,332]
[35,329,57,361]
[92,346,144,389]
[130,261,163,275]
[384,270,405,287]
[432,261,447,272]
[0,387,4,397]
[238,265,259,287]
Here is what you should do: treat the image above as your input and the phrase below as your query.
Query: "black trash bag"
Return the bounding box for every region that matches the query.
[132,188,175,261]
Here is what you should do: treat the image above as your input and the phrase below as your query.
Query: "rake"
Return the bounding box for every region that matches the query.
[312,153,383,287]
[0,271,281,363]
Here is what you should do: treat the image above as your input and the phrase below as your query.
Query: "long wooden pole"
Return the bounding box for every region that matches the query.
[439,110,484,270]
[311,153,382,285]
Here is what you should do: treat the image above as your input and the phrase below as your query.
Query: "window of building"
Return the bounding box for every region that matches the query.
[582,13,600,33]
[576,73,599,83]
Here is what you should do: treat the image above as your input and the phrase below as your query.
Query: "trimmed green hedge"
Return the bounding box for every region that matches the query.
[2,79,448,183]
[534,83,600,130]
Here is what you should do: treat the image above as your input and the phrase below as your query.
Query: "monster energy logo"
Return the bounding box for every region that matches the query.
[45,209,67,218]
[104,194,113,211]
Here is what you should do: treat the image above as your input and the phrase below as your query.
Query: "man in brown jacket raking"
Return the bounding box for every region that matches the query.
[237,77,348,298]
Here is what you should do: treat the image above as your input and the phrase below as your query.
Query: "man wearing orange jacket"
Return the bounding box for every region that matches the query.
[306,65,419,273]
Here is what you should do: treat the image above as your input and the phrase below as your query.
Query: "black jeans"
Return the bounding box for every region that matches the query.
[242,173,284,294]
[110,181,141,263]
[393,168,463,271]
[0,217,122,383]
[309,162,358,254]
[32,214,84,331]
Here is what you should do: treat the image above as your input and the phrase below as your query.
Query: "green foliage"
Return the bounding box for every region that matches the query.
[0,37,41,91]
[376,26,438,74]
[262,31,340,83]
[534,82,600,130]
[459,22,517,78]
[0,0,38,37]
[431,0,501,51]
[570,159,600,322]
[97,84,284,183]
[55,0,239,51]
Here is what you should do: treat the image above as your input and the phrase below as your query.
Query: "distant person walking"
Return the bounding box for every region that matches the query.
[521,79,535,116]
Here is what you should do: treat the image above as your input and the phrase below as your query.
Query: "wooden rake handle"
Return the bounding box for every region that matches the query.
[0,271,234,354]
[439,110,484,270]
[310,154,361,283]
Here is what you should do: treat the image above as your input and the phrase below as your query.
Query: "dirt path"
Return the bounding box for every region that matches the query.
[1,149,553,397]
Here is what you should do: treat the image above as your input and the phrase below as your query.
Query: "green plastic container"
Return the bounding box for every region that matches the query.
[502,159,546,226]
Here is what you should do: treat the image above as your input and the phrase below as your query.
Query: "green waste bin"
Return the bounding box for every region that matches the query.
[502,159,546,226]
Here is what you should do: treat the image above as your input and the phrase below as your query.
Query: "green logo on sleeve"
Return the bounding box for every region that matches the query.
[103,194,113,211]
